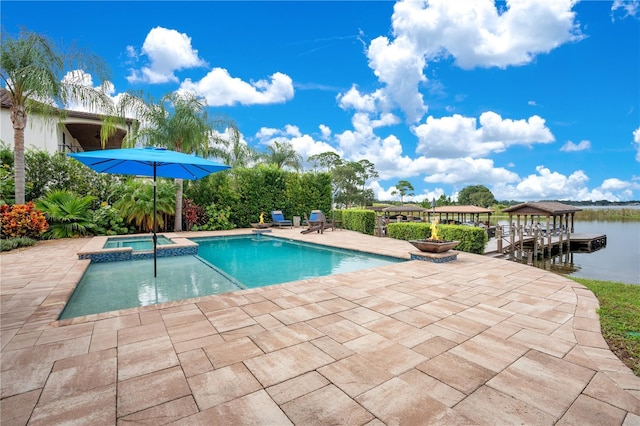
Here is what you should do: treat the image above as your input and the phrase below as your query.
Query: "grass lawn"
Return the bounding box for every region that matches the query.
[572,278,640,376]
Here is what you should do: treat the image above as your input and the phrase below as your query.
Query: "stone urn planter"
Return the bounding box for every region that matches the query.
[409,239,459,253]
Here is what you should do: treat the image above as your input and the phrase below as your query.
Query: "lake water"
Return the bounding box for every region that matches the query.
[500,220,639,285]
[564,221,639,285]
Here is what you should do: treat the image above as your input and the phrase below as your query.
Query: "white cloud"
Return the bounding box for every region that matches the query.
[125,45,138,61]
[364,0,583,122]
[335,113,416,179]
[179,69,294,106]
[333,110,523,190]
[337,86,379,112]
[126,27,206,84]
[560,139,591,152]
[123,27,294,106]
[601,178,630,191]
[367,35,427,122]
[284,125,301,137]
[612,0,639,19]
[61,70,120,114]
[422,157,520,185]
[319,124,332,140]
[254,126,337,165]
[490,165,639,201]
[413,112,554,158]
[633,127,640,161]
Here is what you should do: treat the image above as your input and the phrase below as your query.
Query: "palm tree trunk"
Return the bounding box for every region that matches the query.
[174,178,183,232]
[12,107,27,205]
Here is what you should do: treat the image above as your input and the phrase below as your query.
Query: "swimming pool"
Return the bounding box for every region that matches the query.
[193,235,402,288]
[103,235,174,250]
[59,234,404,319]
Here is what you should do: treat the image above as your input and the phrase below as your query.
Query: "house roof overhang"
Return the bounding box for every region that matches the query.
[1,88,134,152]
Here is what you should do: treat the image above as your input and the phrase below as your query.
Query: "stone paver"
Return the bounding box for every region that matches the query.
[1,229,639,425]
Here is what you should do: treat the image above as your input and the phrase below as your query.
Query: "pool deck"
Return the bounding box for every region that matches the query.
[1,228,639,425]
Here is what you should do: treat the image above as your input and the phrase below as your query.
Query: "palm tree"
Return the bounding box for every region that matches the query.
[222,124,260,168]
[119,91,228,231]
[263,140,302,171]
[0,28,113,204]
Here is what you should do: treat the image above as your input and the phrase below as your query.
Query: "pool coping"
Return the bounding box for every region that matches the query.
[77,234,199,263]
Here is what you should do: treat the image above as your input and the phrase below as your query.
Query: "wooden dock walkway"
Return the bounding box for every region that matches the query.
[485,232,607,257]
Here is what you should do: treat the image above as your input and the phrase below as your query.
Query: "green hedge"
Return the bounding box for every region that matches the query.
[386,222,431,240]
[439,225,487,254]
[387,222,488,254]
[342,209,376,235]
[185,165,332,228]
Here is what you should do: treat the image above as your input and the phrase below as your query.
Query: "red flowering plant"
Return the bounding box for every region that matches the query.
[183,198,206,231]
[0,202,49,239]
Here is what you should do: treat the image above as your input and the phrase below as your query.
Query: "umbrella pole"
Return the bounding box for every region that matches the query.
[153,165,157,278]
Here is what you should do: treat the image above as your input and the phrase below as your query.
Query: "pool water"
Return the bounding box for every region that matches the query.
[103,235,174,250]
[193,235,402,288]
[59,234,403,319]
[59,256,242,319]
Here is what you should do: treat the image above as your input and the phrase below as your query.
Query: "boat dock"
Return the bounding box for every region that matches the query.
[485,232,607,257]
[485,201,607,260]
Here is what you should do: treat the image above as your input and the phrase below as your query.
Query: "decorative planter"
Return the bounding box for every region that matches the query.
[250,223,272,229]
[409,239,459,253]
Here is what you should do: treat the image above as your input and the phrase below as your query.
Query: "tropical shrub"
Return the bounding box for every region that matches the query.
[35,190,96,238]
[183,198,206,231]
[26,150,121,204]
[91,202,130,235]
[0,237,37,252]
[201,205,235,231]
[0,163,15,205]
[0,202,49,239]
[114,178,175,232]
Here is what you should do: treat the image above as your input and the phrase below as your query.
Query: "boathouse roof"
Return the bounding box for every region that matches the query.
[432,205,494,214]
[382,205,427,213]
[502,201,582,216]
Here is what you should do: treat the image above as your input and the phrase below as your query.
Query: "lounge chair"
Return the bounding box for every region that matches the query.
[301,210,326,234]
[270,210,293,228]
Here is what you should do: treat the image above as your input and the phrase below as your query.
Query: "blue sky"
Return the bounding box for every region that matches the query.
[3,0,639,202]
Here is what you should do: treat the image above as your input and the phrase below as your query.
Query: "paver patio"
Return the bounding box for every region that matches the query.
[1,228,639,425]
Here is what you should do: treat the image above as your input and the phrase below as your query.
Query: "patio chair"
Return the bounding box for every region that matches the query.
[270,210,293,228]
[301,210,326,234]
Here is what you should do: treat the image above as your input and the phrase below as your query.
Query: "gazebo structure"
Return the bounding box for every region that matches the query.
[426,205,494,226]
[382,205,427,221]
[501,201,582,258]
[366,205,427,237]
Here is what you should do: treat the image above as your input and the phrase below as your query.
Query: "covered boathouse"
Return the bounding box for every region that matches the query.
[499,201,607,258]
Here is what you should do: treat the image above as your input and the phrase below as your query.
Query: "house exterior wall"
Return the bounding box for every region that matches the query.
[1,108,65,154]
[1,108,113,154]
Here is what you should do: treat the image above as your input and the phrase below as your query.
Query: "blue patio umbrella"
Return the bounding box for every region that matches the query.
[69,147,230,277]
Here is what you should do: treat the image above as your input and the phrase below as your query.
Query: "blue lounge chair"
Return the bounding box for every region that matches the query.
[270,210,293,228]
